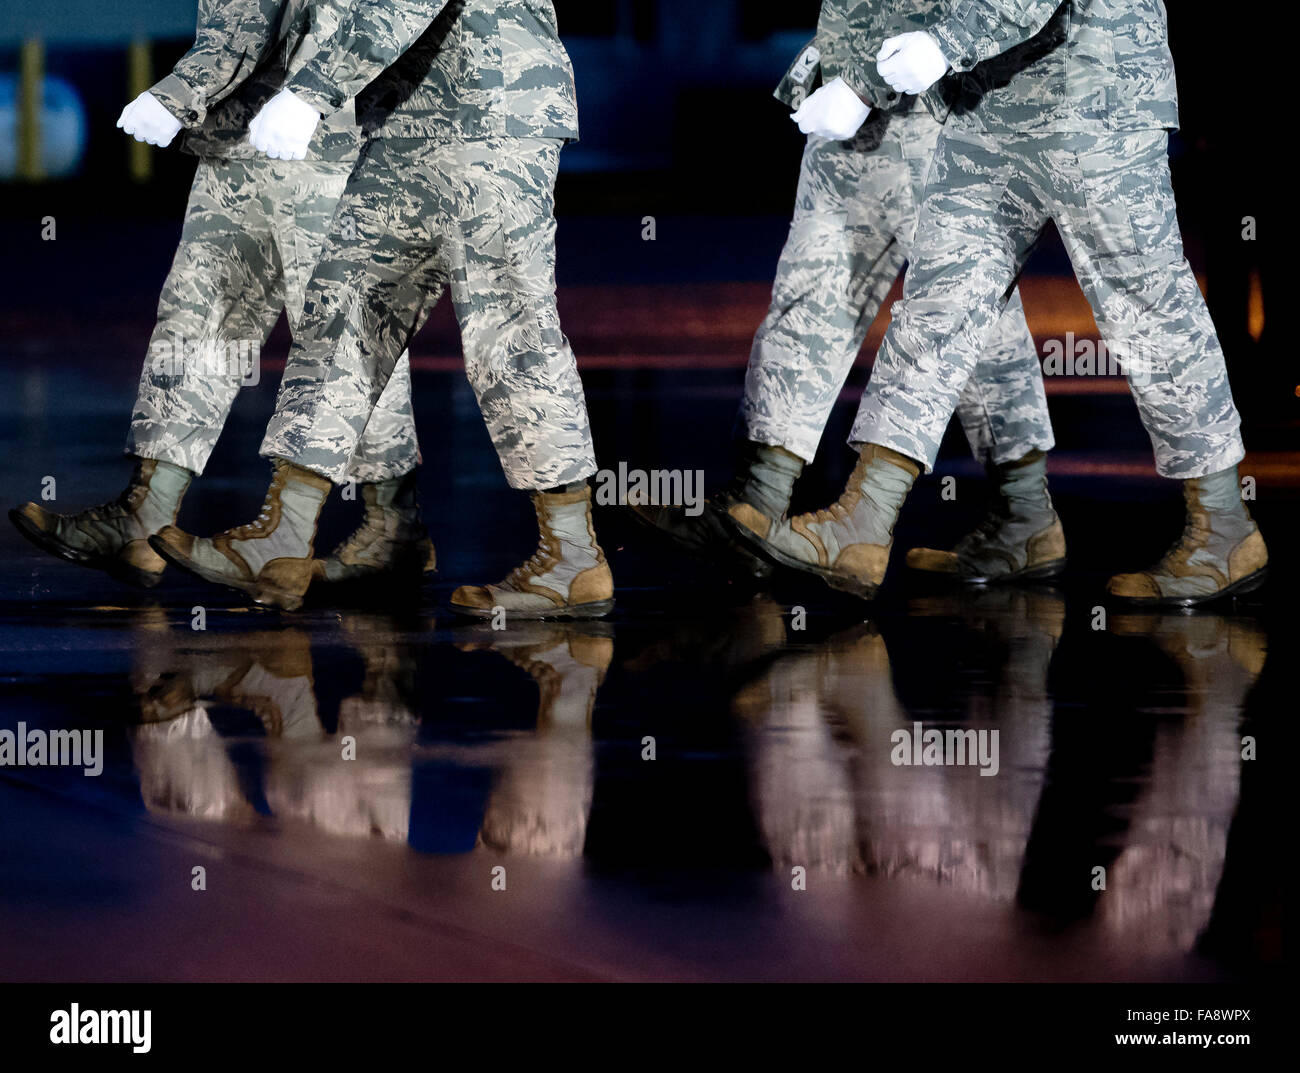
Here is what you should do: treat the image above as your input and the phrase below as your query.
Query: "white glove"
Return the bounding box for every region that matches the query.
[116,92,183,147]
[877,32,950,96]
[248,89,321,161]
[789,77,873,141]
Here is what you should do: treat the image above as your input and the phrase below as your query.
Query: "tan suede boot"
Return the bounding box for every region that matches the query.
[451,484,614,620]
[10,457,192,588]
[151,459,331,611]
[315,471,437,585]
[906,449,1066,583]
[728,444,919,600]
[1107,466,1268,607]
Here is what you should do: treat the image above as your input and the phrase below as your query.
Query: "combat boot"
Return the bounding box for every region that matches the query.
[9,457,192,588]
[728,443,919,600]
[906,449,1066,583]
[150,459,331,611]
[629,440,801,582]
[315,471,437,585]
[451,483,614,620]
[1107,466,1268,606]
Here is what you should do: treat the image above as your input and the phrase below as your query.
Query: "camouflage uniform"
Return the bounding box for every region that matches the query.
[745,14,1052,467]
[258,0,597,490]
[852,0,1245,479]
[127,0,419,483]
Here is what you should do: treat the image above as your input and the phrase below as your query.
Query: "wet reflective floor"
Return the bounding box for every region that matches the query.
[0,292,1293,981]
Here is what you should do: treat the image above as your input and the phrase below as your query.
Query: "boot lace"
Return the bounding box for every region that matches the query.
[332,509,388,560]
[227,468,285,540]
[76,477,148,525]
[506,533,560,588]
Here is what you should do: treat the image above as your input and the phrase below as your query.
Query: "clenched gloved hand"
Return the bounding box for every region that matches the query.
[116,92,183,147]
[248,89,321,161]
[877,32,949,96]
[790,77,873,141]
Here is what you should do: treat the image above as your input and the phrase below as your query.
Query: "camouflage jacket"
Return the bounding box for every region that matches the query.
[778,1,1179,135]
[286,0,579,143]
[930,0,1180,132]
[805,1,950,111]
[149,0,362,162]
[775,2,973,126]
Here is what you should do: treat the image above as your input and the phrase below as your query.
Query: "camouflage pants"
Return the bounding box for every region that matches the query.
[127,157,420,483]
[260,136,597,490]
[853,128,1245,478]
[742,108,1051,466]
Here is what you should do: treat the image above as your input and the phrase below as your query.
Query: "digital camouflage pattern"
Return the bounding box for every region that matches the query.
[128,157,421,483]
[286,0,579,144]
[742,105,1052,468]
[854,126,1244,478]
[150,0,361,163]
[260,135,596,490]
[931,0,1180,133]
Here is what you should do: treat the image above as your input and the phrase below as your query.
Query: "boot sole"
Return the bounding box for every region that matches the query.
[626,505,773,582]
[725,516,879,602]
[449,598,615,622]
[1109,566,1269,608]
[148,535,306,612]
[911,557,1068,586]
[9,508,163,589]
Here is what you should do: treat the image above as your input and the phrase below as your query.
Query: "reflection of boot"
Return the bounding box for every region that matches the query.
[209,630,319,739]
[457,622,613,728]
[459,624,612,858]
[451,485,614,620]
[621,594,787,683]
[130,707,259,823]
[729,445,918,599]
[1097,611,1263,951]
[735,622,890,877]
[152,459,330,610]
[1109,611,1266,689]
[906,450,1066,583]
[1107,467,1268,606]
[136,630,320,739]
[337,614,421,732]
[10,457,192,588]
[315,471,437,586]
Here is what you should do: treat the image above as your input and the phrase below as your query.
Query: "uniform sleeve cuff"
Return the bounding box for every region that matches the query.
[286,67,346,116]
[148,72,205,127]
[840,60,902,111]
[930,17,981,72]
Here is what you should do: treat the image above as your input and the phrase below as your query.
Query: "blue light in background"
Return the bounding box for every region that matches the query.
[0,74,88,179]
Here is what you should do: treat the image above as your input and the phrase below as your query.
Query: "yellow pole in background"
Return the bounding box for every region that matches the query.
[1247,269,1265,343]
[127,38,153,182]
[16,38,45,182]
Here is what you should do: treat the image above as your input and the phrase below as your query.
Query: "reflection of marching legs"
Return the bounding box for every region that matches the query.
[459,623,612,857]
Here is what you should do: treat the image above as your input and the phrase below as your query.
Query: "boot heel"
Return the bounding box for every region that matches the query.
[252,584,305,612]
[1014,558,1067,582]
[1226,567,1268,597]
[825,574,880,601]
[565,599,615,620]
